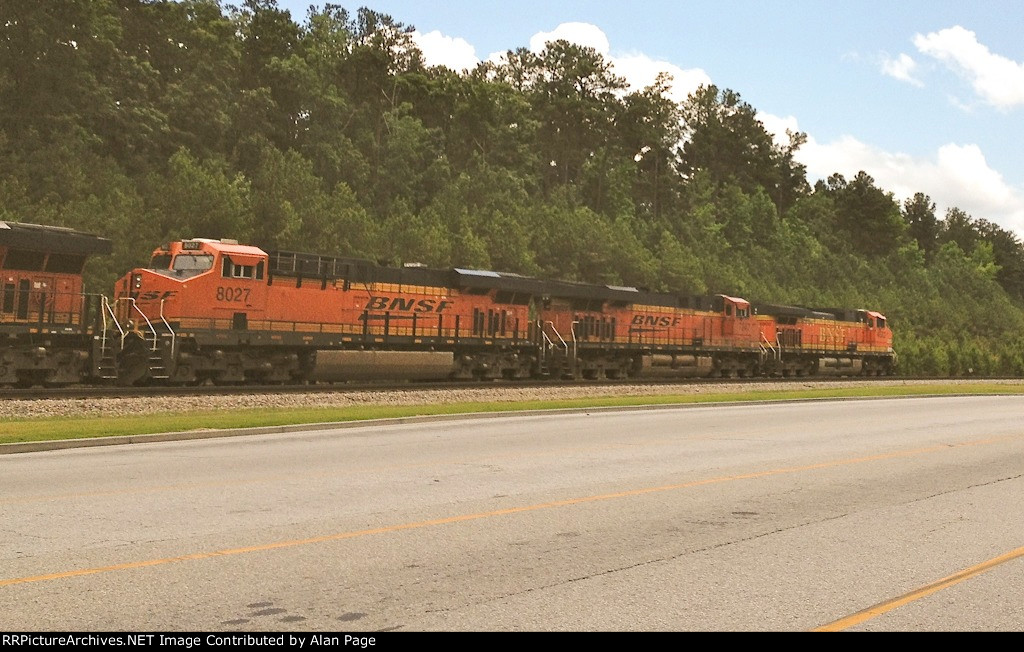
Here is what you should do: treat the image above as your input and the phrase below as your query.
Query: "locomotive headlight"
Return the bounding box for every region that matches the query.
[133,273,142,289]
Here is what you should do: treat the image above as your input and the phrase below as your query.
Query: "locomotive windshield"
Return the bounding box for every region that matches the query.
[173,253,213,270]
[150,253,172,269]
[170,253,214,277]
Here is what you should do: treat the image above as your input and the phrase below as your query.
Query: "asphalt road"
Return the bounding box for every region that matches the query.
[2,395,1023,631]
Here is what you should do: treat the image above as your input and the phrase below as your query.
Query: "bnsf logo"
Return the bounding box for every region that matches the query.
[631,315,681,328]
[366,296,454,313]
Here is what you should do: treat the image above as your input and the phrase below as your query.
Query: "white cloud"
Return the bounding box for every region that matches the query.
[758,113,802,149]
[414,22,708,104]
[528,22,610,55]
[761,115,1024,234]
[913,26,1024,110]
[525,23,710,103]
[412,30,479,72]
[880,53,923,87]
[415,22,1024,237]
[612,53,710,104]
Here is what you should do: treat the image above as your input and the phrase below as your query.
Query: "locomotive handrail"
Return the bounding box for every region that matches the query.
[159,298,176,360]
[570,320,579,363]
[117,297,159,351]
[100,295,125,355]
[761,333,780,361]
[537,319,554,363]
[546,321,568,354]
[541,331,554,349]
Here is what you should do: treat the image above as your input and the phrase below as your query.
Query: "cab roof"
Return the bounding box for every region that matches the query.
[0,221,112,255]
[177,239,266,258]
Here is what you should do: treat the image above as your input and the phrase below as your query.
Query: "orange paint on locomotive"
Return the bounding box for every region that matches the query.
[756,308,893,354]
[538,294,764,349]
[1,245,89,327]
[117,239,530,341]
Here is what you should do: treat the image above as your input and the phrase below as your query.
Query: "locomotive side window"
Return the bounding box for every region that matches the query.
[2,283,13,313]
[221,257,264,280]
[725,305,733,316]
[877,318,886,329]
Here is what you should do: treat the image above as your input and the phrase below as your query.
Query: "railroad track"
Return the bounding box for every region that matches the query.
[0,375,990,401]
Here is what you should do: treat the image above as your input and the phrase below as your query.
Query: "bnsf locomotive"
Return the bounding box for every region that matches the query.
[0,221,112,386]
[0,221,895,387]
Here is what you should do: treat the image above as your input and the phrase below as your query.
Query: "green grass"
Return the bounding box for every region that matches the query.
[2,383,1022,445]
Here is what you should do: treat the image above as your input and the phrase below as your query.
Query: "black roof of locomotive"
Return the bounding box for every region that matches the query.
[265,249,551,294]
[264,247,757,311]
[753,302,837,320]
[0,221,112,255]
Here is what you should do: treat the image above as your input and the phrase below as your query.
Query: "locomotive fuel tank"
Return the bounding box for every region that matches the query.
[815,357,864,375]
[635,354,714,377]
[307,350,456,382]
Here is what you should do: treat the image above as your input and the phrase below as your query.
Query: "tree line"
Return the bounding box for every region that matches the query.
[2,0,1024,374]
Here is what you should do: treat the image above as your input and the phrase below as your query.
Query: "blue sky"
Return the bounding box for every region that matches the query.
[274,0,1024,236]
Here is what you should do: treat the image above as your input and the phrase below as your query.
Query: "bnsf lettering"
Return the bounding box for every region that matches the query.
[131,290,177,302]
[631,315,681,328]
[366,296,453,313]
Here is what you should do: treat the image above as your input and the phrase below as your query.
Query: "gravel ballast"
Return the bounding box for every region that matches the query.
[3,378,1022,420]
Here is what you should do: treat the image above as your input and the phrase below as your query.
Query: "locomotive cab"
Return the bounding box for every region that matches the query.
[714,294,751,319]
[864,309,894,353]
[112,239,271,384]
[117,238,269,325]
[717,294,759,346]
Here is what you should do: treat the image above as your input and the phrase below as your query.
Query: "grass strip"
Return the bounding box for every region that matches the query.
[2,383,1022,445]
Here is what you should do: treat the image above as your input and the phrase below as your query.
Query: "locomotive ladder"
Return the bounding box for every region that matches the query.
[759,332,781,371]
[158,298,177,365]
[545,321,576,379]
[117,297,172,380]
[536,320,554,376]
[96,295,125,380]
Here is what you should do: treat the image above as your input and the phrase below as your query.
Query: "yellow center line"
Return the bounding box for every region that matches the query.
[1,433,1020,590]
[815,544,1024,631]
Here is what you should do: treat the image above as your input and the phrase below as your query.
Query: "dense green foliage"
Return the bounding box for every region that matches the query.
[3,0,1024,375]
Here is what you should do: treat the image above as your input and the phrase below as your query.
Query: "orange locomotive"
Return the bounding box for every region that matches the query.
[113,238,545,385]
[111,237,895,385]
[537,285,893,380]
[0,221,112,386]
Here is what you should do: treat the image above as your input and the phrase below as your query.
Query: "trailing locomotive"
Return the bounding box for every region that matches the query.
[107,236,895,385]
[0,221,896,387]
[0,221,112,386]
